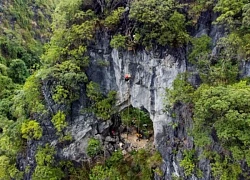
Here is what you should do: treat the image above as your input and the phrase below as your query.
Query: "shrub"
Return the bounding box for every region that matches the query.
[87,82,117,120]
[33,144,64,180]
[104,7,125,28]
[21,120,43,140]
[51,111,67,134]
[110,34,127,49]
[87,138,102,157]
[129,0,189,47]
[180,150,196,177]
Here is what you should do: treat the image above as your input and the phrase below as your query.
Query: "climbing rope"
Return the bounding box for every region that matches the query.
[138,108,140,135]
[127,80,130,139]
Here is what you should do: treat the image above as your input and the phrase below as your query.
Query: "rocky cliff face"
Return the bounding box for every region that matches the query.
[82,10,228,179]
[21,7,228,180]
[87,33,186,179]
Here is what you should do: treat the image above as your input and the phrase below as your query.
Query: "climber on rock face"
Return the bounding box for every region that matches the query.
[125,74,131,81]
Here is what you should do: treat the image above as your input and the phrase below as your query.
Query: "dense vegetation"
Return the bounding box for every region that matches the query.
[0,0,250,179]
[167,0,250,179]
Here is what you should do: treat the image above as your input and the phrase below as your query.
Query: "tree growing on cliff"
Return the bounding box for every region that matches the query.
[129,0,189,48]
[193,81,250,179]
[21,120,43,140]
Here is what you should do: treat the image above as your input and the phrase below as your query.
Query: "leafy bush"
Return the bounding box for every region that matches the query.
[187,0,213,24]
[104,7,125,28]
[0,64,8,76]
[51,111,67,134]
[87,81,117,120]
[211,155,242,180]
[8,59,29,84]
[87,138,102,157]
[86,81,103,102]
[21,120,43,140]
[33,144,64,180]
[166,73,195,107]
[0,155,22,180]
[44,7,97,64]
[188,35,212,64]
[193,81,250,162]
[188,34,240,85]
[50,61,88,104]
[129,0,189,47]
[88,148,162,180]
[52,85,69,104]
[106,150,123,167]
[214,0,246,27]
[89,165,121,180]
[180,150,196,177]
[0,75,15,99]
[110,34,127,49]
[13,73,45,116]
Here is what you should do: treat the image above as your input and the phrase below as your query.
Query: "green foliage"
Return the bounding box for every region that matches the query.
[242,3,250,28]
[188,35,212,64]
[193,81,250,175]
[43,3,97,64]
[87,138,102,157]
[194,81,248,142]
[88,148,162,180]
[200,58,239,85]
[217,33,248,60]
[87,82,117,120]
[120,106,153,136]
[0,75,15,99]
[89,165,122,180]
[188,34,240,85]
[104,7,125,29]
[0,155,23,180]
[0,64,8,76]
[0,98,13,119]
[51,111,72,142]
[106,150,123,168]
[52,85,69,104]
[95,90,117,120]
[64,161,89,180]
[129,0,189,47]
[33,144,64,180]
[51,111,67,134]
[0,118,23,179]
[132,149,162,179]
[0,119,23,156]
[8,59,29,84]
[12,73,45,118]
[0,0,55,72]
[214,0,247,27]
[211,155,242,180]
[50,61,88,104]
[35,144,56,166]
[187,0,214,24]
[166,73,195,107]
[180,150,196,177]
[110,34,127,49]
[21,120,43,140]
[86,81,102,102]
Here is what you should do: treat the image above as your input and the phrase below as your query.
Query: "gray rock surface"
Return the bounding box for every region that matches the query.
[21,6,240,180]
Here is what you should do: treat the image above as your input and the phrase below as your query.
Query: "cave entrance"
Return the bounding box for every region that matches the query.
[119,106,154,149]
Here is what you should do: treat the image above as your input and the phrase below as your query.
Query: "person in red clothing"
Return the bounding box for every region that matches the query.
[125,74,131,81]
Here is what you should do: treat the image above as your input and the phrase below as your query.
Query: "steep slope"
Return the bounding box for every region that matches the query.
[1,0,250,179]
[0,0,57,179]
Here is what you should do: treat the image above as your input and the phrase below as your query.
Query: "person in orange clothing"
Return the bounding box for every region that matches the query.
[125,74,131,81]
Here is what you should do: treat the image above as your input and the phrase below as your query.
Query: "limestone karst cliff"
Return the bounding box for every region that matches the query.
[1,0,250,179]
